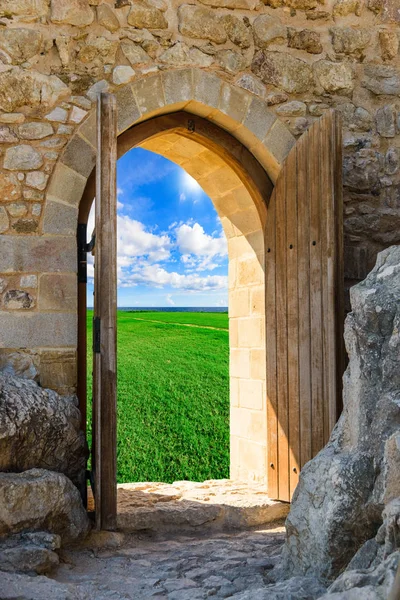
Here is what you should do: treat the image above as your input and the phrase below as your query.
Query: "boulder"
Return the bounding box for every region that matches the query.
[279,245,400,581]
[178,4,227,44]
[0,531,60,574]
[0,571,79,600]
[0,469,90,544]
[0,375,87,486]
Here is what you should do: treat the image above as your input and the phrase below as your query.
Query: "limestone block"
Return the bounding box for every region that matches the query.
[243,96,276,141]
[252,51,313,94]
[287,28,323,54]
[162,69,193,106]
[192,70,222,112]
[0,28,42,64]
[61,135,96,178]
[77,35,117,64]
[7,203,28,217]
[3,145,43,171]
[38,350,77,395]
[38,273,77,311]
[230,348,251,379]
[252,15,286,48]
[42,201,78,235]
[276,101,307,116]
[0,235,76,273]
[86,79,109,102]
[127,1,167,29]
[131,74,165,116]
[45,107,68,123]
[114,84,141,134]
[0,312,77,347]
[238,316,263,348]
[219,83,250,126]
[50,0,94,26]
[18,122,54,139]
[97,3,120,32]
[0,126,18,143]
[287,0,318,8]
[178,5,227,44]
[0,0,48,18]
[0,68,69,113]
[314,60,354,94]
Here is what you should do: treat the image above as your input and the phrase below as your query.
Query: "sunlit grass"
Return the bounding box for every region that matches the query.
[87,310,229,483]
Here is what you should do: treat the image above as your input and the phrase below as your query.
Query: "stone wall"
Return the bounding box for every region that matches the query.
[0,0,399,387]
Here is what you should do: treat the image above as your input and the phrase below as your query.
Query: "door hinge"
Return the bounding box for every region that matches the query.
[93,316,101,353]
[188,119,195,133]
[77,224,96,284]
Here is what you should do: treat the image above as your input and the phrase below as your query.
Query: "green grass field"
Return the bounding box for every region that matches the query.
[87,310,229,484]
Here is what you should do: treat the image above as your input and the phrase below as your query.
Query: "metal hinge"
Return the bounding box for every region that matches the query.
[188,119,195,133]
[77,224,96,284]
[93,317,101,353]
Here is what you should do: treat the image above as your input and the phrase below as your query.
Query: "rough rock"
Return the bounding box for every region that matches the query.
[252,15,286,48]
[120,39,151,65]
[276,101,307,116]
[7,202,28,217]
[3,145,43,171]
[0,0,48,18]
[333,0,362,16]
[18,122,53,140]
[77,35,118,64]
[223,14,251,49]
[330,27,371,58]
[0,375,87,485]
[112,65,135,85]
[50,0,94,26]
[376,105,396,138]
[0,469,90,544]
[235,73,266,98]
[252,51,313,94]
[0,173,21,202]
[3,290,34,309]
[97,3,120,32]
[178,4,227,44]
[362,65,400,95]
[229,577,327,599]
[314,60,354,94]
[287,28,323,54]
[25,170,48,190]
[379,30,399,61]
[0,29,42,64]
[0,571,79,600]
[279,245,400,581]
[0,68,69,113]
[0,531,60,574]
[127,1,167,29]
[217,49,246,74]
[199,0,259,7]
[0,206,9,233]
[0,126,18,143]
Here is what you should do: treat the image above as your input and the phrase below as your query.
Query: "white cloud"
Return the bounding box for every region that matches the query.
[118,214,172,264]
[120,264,227,292]
[175,222,227,271]
[166,294,175,306]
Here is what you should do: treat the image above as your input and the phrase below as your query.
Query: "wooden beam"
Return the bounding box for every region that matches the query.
[94,92,117,531]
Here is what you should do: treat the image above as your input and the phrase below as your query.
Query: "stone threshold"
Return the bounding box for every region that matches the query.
[89,479,289,534]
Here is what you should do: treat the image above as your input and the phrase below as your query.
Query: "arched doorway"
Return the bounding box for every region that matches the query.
[42,69,343,528]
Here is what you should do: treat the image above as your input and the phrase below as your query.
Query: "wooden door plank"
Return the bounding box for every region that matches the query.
[320,111,336,444]
[308,122,324,458]
[296,133,312,469]
[334,113,344,419]
[275,174,290,502]
[94,93,118,531]
[266,190,278,499]
[285,147,300,497]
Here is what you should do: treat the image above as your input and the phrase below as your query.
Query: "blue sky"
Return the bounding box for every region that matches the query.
[87,148,228,307]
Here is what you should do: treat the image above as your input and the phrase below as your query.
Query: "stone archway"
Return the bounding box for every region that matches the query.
[41,68,296,486]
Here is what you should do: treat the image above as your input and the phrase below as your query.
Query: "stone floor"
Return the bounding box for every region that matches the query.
[53,522,286,600]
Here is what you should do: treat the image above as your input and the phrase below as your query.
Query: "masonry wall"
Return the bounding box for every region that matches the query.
[0,0,399,389]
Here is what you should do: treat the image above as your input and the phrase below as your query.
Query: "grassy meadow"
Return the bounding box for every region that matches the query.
[87,310,229,483]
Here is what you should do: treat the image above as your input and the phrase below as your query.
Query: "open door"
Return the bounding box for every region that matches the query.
[92,93,118,530]
[266,110,344,502]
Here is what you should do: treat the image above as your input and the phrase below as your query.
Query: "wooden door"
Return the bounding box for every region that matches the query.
[266,110,344,502]
[93,92,118,530]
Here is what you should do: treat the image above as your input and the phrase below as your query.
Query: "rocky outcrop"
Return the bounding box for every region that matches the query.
[0,469,90,544]
[0,374,87,486]
[0,531,61,574]
[279,245,400,582]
